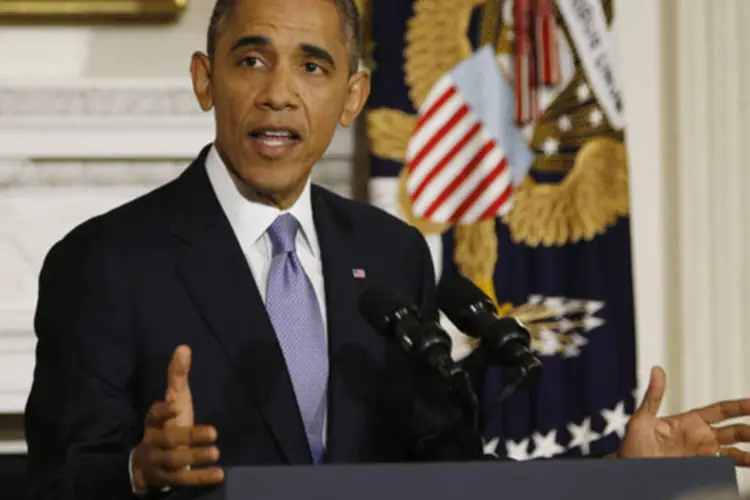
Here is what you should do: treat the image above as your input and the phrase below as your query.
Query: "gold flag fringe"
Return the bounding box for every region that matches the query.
[404,0,480,108]
[366,110,416,162]
[355,0,376,71]
[454,220,502,305]
[501,137,629,247]
[354,0,369,22]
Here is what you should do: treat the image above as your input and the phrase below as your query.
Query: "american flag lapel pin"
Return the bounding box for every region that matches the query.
[352,268,366,279]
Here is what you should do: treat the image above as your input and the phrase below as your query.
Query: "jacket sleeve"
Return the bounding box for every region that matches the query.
[24,224,141,500]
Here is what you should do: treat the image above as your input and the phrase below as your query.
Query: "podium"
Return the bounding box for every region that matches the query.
[188,456,738,500]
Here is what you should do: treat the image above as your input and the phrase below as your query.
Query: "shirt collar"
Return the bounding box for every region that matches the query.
[204,144,319,258]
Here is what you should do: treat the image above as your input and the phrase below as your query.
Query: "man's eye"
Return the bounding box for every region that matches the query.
[242,57,262,68]
[304,62,323,74]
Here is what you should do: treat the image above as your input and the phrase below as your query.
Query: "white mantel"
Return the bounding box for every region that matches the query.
[0,78,356,423]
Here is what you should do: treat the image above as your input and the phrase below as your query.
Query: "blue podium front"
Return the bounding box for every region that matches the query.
[185,456,737,500]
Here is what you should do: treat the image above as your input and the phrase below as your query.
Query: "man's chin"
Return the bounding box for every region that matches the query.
[233,170,309,208]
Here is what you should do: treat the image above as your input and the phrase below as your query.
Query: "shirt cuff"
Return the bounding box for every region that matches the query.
[128,448,144,495]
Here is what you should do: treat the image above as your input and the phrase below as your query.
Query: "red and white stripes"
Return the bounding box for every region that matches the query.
[405,75,513,224]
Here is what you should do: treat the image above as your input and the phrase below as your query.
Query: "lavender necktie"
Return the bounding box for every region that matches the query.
[265,214,328,463]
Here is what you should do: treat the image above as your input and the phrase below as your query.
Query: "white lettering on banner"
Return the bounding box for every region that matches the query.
[557,0,624,130]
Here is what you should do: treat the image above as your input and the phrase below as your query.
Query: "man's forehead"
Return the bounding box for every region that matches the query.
[229,0,342,35]
[221,0,346,53]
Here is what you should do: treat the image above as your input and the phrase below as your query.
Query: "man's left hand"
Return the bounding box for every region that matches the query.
[619,366,750,466]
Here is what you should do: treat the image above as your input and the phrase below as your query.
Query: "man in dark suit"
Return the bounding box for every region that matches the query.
[24,0,750,498]
[24,1,483,498]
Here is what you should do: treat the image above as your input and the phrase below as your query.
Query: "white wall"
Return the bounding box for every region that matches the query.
[0,1,212,79]
[87,1,214,77]
[616,0,675,414]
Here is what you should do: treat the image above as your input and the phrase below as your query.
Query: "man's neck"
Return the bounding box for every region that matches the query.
[215,145,309,210]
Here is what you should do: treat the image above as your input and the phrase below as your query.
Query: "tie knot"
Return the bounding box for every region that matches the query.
[267,213,300,254]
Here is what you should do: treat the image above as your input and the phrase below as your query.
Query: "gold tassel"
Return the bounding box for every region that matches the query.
[453,220,500,305]
[366,110,416,162]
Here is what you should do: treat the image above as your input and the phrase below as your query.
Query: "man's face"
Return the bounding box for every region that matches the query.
[191,0,370,206]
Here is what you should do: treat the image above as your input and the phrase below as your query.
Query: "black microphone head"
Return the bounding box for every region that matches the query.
[358,285,419,338]
[359,285,462,382]
[438,274,539,380]
[437,274,495,331]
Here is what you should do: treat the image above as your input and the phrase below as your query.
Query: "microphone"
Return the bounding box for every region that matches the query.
[358,285,461,381]
[437,274,543,387]
[358,284,484,450]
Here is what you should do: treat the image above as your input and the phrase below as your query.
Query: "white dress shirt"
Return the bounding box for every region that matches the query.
[130,145,329,493]
[204,145,328,331]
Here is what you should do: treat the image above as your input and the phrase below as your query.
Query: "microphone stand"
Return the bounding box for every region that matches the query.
[466,340,540,412]
[410,321,483,453]
[443,369,480,439]
[417,356,484,461]
[362,300,486,460]
[493,366,535,408]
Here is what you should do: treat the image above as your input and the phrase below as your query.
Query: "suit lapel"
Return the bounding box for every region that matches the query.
[312,189,383,463]
[169,156,311,464]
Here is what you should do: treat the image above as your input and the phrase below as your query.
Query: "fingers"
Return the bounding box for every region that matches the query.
[714,424,750,446]
[697,398,750,425]
[135,423,224,489]
[718,446,750,467]
[636,366,666,416]
[167,345,192,395]
[159,466,225,487]
[165,345,195,427]
[149,425,218,449]
[144,401,179,428]
[151,445,221,471]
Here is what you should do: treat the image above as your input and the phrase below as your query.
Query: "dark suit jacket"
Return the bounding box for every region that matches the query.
[24,146,483,500]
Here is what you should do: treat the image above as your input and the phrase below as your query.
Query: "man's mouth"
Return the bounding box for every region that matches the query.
[249,128,302,159]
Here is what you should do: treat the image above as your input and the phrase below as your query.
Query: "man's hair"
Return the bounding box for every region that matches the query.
[207,0,362,74]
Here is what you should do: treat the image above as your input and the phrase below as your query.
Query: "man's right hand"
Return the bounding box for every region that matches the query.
[131,345,224,491]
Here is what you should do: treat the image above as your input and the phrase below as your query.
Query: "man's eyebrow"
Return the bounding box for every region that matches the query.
[229,36,337,69]
[230,35,270,52]
[300,43,336,69]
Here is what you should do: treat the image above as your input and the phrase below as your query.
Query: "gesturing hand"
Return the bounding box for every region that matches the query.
[131,345,224,492]
[619,366,750,466]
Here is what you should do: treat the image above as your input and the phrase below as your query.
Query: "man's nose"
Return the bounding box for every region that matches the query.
[255,66,299,111]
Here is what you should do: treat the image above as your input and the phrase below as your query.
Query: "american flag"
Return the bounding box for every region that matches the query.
[404,50,513,225]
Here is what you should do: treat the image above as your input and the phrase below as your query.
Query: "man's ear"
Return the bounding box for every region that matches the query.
[190,51,214,112]
[339,69,371,128]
